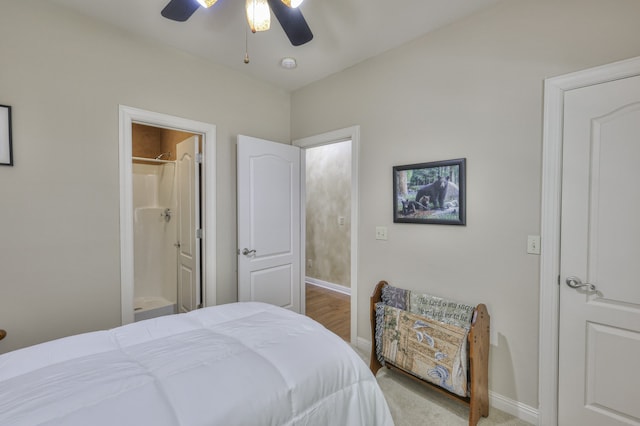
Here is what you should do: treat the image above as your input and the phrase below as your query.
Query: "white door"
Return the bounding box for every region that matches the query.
[559,74,640,424]
[177,136,201,313]
[237,135,301,312]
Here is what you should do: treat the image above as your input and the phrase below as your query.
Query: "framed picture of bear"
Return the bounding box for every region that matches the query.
[393,158,466,225]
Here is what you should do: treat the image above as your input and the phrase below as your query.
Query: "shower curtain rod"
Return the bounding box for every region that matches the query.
[132,156,175,164]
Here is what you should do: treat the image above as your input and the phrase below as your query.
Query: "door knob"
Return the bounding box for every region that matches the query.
[565,276,596,291]
[242,248,256,256]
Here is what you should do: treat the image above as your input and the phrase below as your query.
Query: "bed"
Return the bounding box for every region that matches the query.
[0,302,393,426]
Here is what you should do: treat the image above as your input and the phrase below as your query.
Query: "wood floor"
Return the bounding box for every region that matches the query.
[305,283,350,341]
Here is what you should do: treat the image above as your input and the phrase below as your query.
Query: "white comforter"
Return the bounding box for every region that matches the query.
[0,302,393,426]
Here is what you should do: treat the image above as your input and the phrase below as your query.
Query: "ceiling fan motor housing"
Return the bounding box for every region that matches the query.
[161,0,313,46]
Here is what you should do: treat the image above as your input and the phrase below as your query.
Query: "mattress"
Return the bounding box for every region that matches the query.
[0,302,393,426]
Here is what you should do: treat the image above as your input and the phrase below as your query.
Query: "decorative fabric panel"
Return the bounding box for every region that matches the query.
[408,292,475,330]
[380,305,470,397]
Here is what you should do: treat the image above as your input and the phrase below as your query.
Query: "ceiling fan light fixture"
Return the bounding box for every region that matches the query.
[281,0,304,7]
[196,0,218,8]
[246,0,271,33]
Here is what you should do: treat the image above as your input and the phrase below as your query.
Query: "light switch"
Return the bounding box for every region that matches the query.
[527,235,541,255]
[375,226,388,240]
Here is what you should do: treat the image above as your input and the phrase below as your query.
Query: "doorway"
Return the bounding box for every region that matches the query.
[295,126,360,345]
[131,124,198,321]
[303,141,352,341]
[119,106,217,325]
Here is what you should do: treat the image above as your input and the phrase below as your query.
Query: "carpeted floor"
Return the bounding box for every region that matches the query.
[355,347,532,426]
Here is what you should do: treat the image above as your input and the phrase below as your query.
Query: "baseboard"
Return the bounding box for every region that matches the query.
[355,337,538,425]
[489,391,538,425]
[305,277,351,295]
[356,336,371,354]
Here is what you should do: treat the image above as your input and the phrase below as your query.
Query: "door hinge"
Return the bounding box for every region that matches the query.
[196,228,203,239]
[196,152,203,163]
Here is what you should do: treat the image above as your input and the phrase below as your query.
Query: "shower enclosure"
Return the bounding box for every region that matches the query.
[130,123,201,321]
[132,159,177,321]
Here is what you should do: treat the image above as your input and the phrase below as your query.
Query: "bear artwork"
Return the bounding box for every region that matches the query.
[393,159,465,224]
[414,176,449,210]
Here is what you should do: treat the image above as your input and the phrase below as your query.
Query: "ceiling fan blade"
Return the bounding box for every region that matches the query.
[266,0,313,46]
[161,0,200,22]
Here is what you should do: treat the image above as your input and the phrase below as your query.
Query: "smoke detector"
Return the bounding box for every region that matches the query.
[280,57,297,69]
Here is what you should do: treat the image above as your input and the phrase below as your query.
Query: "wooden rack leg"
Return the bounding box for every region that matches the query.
[468,303,490,426]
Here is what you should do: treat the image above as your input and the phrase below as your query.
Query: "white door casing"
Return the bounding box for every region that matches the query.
[539,57,640,426]
[558,74,640,425]
[237,135,301,312]
[119,106,216,325]
[177,136,201,313]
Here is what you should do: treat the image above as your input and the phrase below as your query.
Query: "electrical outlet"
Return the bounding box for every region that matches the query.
[527,235,541,255]
[375,226,388,240]
[491,329,499,346]
[338,216,345,226]
[307,259,312,269]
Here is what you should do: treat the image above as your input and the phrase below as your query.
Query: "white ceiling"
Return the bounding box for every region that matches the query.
[50,0,501,91]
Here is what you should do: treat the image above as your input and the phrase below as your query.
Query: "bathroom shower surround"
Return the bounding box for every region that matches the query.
[132,161,177,320]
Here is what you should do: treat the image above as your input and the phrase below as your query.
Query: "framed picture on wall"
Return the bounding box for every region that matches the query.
[393,158,466,225]
[0,105,13,166]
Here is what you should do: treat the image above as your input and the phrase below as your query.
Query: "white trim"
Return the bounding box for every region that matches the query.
[489,391,538,425]
[299,149,307,316]
[356,336,371,354]
[538,55,640,426]
[305,277,351,295]
[118,108,134,325]
[356,338,538,424]
[118,105,216,325]
[294,126,360,347]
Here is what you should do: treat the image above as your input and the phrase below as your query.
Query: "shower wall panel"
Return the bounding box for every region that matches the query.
[133,163,177,304]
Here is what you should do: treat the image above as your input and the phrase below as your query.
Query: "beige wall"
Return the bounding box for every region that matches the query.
[291,0,640,410]
[0,1,290,353]
[305,141,351,287]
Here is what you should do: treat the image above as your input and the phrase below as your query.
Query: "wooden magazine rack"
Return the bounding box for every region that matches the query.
[369,280,490,426]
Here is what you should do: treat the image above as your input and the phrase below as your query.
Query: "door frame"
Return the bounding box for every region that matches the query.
[294,126,360,346]
[118,105,216,325]
[538,56,640,426]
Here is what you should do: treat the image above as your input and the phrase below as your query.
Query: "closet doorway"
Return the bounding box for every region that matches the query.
[295,126,359,345]
[119,106,217,325]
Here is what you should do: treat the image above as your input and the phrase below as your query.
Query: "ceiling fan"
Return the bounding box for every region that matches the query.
[161,0,313,46]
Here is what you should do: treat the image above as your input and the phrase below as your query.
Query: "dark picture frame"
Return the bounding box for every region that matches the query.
[0,105,13,166]
[393,158,466,225]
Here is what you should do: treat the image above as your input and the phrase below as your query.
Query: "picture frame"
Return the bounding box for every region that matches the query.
[393,158,466,225]
[0,104,13,166]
